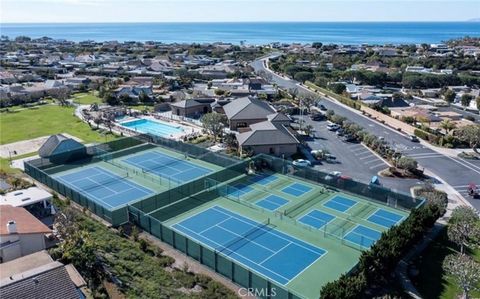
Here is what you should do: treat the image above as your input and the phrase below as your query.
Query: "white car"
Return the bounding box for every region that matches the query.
[327,123,340,131]
[324,171,342,180]
[292,159,311,167]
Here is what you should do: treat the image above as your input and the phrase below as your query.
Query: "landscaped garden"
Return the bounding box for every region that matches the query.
[412,209,480,299]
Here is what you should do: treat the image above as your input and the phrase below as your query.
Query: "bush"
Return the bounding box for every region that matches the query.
[320,204,443,298]
[414,128,431,140]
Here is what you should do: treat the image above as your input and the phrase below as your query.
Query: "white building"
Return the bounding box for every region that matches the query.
[0,205,51,263]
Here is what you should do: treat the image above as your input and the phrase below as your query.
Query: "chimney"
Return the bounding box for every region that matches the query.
[7,220,17,234]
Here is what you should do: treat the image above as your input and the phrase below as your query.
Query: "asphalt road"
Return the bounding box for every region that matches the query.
[251,57,480,210]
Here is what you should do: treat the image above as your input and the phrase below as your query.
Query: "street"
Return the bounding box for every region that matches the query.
[251,57,480,210]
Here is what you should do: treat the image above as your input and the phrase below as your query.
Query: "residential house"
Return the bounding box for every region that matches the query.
[0,250,86,299]
[0,205,51,263]
[0,187,54,218]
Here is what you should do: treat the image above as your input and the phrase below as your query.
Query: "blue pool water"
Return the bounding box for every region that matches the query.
[121,119,184,137]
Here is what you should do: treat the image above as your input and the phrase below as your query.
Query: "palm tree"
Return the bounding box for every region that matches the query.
[439,119,456,135]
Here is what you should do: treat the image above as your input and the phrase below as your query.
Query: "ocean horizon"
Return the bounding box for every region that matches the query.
[1,22,479,45]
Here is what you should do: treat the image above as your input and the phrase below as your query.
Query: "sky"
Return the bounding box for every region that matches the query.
[1,0,479,23]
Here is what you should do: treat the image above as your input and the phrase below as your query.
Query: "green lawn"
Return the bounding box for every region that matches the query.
[0,105,116,145]
[412,228,480,299]
[72,92,102,105]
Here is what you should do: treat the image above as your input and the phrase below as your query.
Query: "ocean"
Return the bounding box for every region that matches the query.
[1,22,479,45]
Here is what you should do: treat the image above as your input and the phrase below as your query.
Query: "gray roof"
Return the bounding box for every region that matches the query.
[170,98,215,109]
[0,261,81,299]
[223,97,276,121]
[267,113,291,123]
[38,134,84,158]
[237,121,299,146]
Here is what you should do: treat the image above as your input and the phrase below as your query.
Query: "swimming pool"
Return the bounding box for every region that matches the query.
[121,119,184,137]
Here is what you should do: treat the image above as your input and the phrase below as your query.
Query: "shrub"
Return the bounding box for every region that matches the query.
[320,204,443,298]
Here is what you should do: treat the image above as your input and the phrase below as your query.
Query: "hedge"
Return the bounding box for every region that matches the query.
[320,203,444,299]
[305,81,362,110]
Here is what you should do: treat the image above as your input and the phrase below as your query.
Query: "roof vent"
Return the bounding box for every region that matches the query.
[7,220,17,234]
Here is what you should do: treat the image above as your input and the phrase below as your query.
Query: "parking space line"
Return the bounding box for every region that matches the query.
[369,163,386,170]
[359,155,375,160]
[364,158,382,164]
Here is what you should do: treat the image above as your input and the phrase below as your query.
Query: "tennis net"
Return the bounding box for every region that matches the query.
[216,218,270,255]
[82,173,129,193]
[284,193,321,217]
[107,160,162,184]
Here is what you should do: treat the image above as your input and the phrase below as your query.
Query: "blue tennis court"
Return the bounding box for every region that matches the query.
[221,183,254,198]
[298,210,336,229]
[249,174,278,186]
[367,209,404,228]
[323,195,358,213]
[123,150,212,183]
[172,206,326,285]
[55,166,153,209]
[344,225,381,248]
[282,183,312,197]
[256,195,289,211]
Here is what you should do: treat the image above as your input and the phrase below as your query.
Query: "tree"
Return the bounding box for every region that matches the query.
[444,89,456,103]
[443,253,480,299]
[312,42,323,49]
[461,94,473,108]
[456,124,480,153]
[51,88,71,106]
[476,97,480,111]
[294,71,314,83]
[439,119,456,135]
[329,83,346,95]
[52,207,98,274]
[396,156,418,172]
[200,113,228,142]
[289,88,299,101]
[447,206,480,254]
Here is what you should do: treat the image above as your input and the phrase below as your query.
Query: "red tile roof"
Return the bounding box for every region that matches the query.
[0,205,51,235]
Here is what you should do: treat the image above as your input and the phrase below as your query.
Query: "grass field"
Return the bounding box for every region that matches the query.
[0,105,116,145]
[412,228,480,299]
[72,92,102,105]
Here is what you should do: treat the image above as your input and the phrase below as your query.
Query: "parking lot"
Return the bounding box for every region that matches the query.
[296,116,421,194]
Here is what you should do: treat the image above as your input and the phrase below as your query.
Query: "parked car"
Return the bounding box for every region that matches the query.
[310,113,325,121]
[318,104,327,111]
[409,135,419,142]
[342,134,355,142]
[292,159,311,167]
[327,123,340,131]
[336,129,345,136]
[324,154,337,160]
[324,171,342,180]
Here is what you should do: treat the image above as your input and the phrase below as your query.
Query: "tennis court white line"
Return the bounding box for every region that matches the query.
[212,206,324,256]
[213,224,277,254]
[342,224,379,249]
[173,222,292,284]
[255,195,288,209]
[199,216,233,235]
[365,208,404,226]
[258,242,292,264]
[55,167,153,209]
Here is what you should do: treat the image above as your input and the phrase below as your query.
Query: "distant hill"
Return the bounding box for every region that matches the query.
[466,18,480,22]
